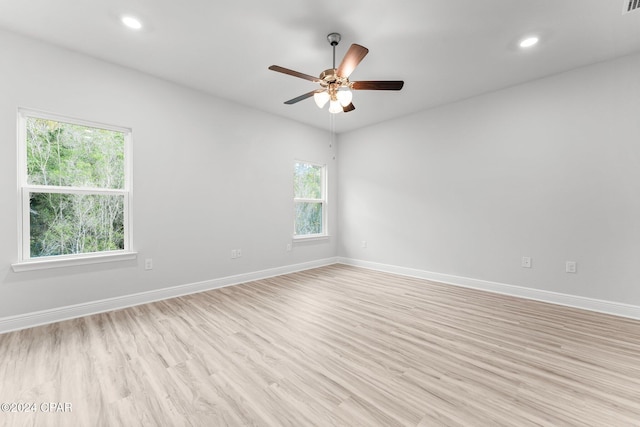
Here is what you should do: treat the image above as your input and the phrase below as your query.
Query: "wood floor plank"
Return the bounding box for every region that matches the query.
[1,264,640,426]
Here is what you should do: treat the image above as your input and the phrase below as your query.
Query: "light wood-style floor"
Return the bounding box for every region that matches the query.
[1,264,640,426]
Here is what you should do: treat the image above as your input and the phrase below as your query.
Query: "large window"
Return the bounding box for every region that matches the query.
[16,110,133,268]
[293,161,327,238]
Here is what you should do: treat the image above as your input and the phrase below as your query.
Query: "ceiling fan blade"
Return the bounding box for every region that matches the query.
[284,89,324,105]
[343,103,355,113]
[269,65,320,83]
[351,80,405,90]
[336,44,369,78]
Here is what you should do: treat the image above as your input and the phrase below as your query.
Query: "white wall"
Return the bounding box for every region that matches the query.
[3,27,639,322]
[0,30,337,318]
[338,52,640,305]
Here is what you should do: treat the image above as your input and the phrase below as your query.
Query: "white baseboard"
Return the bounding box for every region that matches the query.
[337,257,640,320]
[0,257,339,334]
[4,256,638,334]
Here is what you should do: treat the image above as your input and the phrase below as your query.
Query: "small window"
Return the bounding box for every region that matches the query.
[293,161,327,238]
[17,110,132,263]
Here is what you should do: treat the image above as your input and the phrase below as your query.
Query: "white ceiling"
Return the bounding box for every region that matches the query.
[0,0,639,133]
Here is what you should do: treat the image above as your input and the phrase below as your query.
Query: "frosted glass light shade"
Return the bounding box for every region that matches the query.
[328,99,343,114]
[313,91,330,108]
[336,89,353,107]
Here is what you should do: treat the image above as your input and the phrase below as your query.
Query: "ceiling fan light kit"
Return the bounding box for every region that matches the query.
[269,33,404,114]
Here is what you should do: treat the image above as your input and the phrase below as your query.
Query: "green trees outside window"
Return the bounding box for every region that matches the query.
[293,162,326,236]
[21,114,130,259]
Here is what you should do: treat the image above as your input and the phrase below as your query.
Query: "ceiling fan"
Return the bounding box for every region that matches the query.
[268,33,404,114]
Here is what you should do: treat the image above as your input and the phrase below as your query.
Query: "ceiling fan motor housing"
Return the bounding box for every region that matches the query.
[320,68,338,83]
[319,68,351,99]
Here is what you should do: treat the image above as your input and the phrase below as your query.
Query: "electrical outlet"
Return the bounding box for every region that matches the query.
[566,261,577,273]
[286,243,292,252]
[237,249,242,258]
[521,256,532,268]
[362,241,367,248]
[144,258,153,270]
[231,249,237,259]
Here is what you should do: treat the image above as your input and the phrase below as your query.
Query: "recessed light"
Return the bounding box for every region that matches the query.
[121,16,143,30]
[519,36,539,48]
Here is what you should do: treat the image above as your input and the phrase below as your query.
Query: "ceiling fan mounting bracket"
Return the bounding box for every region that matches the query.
[327,32,341,46]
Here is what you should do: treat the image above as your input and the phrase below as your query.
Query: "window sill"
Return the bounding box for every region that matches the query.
[293,234,330,242]
[11,251,138,273]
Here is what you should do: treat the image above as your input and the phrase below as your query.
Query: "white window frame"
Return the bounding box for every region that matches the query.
[293,160,328,240]
[12,109,136,272]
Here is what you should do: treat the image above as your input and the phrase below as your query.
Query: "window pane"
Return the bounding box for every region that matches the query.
[26,117,125,189]
[30,192,125,257]
[294,162,322,199]
[295,202,323,235]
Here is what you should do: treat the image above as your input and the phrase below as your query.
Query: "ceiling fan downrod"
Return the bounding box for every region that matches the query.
[327,32,341,69]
